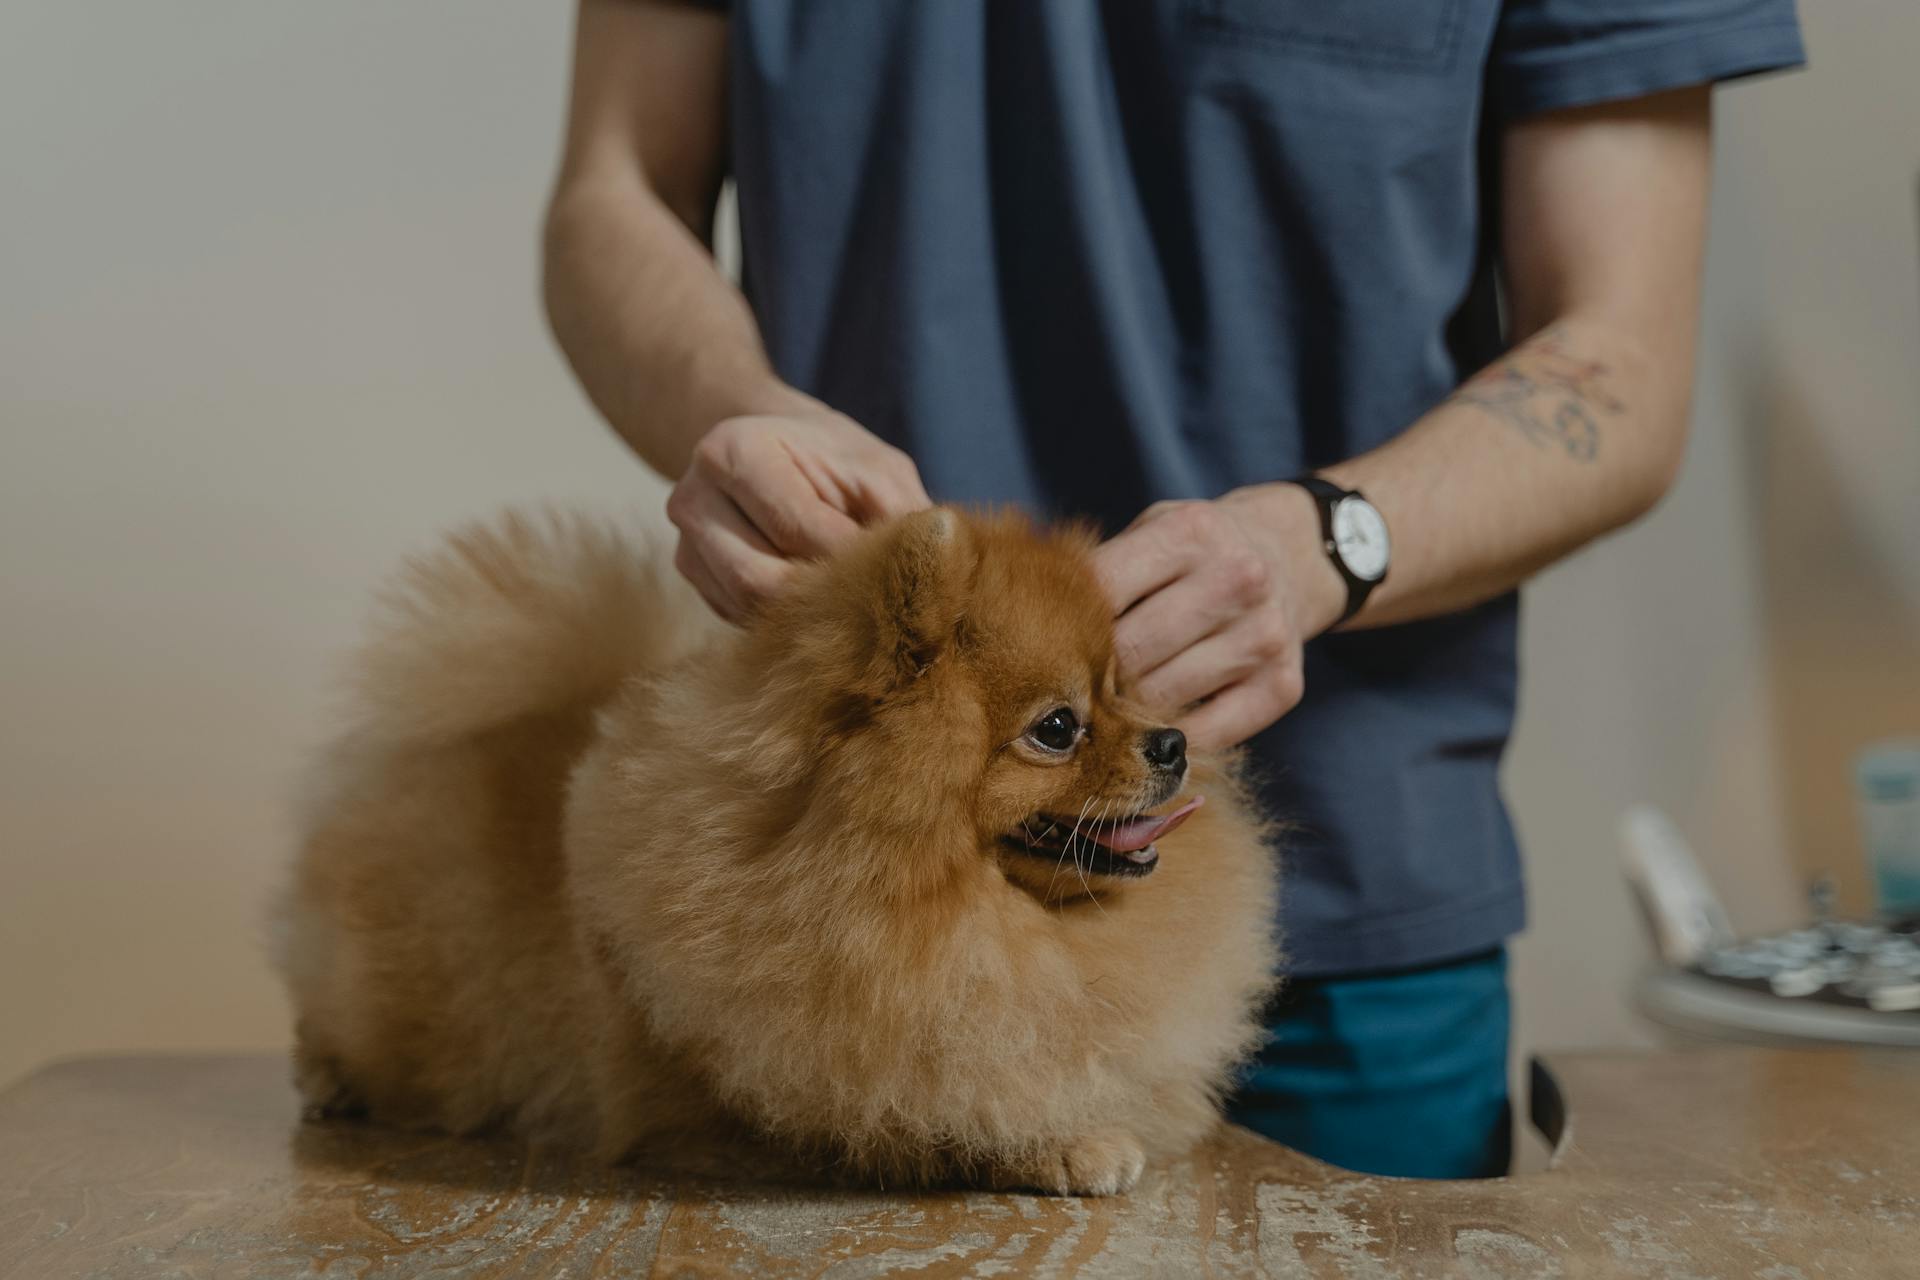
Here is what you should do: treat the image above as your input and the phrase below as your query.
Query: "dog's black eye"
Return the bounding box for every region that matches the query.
[1028,708,1080,752]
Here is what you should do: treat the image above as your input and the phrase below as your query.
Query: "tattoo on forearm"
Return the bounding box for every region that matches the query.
[1450,325,1624,461]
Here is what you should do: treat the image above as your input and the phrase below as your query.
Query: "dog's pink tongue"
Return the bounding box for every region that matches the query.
[1094,796,1203,854]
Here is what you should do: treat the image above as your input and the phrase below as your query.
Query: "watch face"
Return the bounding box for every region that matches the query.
[1331,496,1390,582]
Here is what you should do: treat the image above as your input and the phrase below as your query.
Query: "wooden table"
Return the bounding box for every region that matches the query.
[2,1049,1915,1278]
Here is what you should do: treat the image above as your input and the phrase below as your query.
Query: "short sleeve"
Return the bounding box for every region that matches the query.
[1491,0,1805,118]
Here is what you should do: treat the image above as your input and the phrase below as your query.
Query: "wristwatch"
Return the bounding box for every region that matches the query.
[1284,475,1390,626]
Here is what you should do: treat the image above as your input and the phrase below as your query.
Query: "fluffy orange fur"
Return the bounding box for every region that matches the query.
[278,506,1280,1194]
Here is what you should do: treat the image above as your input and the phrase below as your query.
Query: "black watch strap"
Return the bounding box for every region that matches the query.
[1285,475,1382,627]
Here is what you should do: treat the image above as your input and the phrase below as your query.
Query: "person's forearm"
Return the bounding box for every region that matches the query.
[1229,310,1695,636]
[1262,88,1712,633]
[543,0,931,624]
[542,169,816,481]
[1322,311,1692,627]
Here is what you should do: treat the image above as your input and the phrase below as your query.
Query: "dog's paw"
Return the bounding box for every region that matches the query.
[994,1132,1147,1197]
[1062,1132,1147,1196]
[293,1047,367,1122]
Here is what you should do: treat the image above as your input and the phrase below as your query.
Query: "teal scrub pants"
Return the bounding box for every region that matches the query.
[1226,947,1513,1179]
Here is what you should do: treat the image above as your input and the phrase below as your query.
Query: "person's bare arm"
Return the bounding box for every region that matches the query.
[543,0,926,621]
[1316,85,1710,624]
[1094,86,1712,749]
[544,0,778,475]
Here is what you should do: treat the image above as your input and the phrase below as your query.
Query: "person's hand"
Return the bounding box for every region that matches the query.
[1090,485,1347,751]
[666,409,930,622]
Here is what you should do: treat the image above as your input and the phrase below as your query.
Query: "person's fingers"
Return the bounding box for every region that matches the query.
[1131,611,1292,715]
[1111,579,1221,685]
[1110,551,1278,683]
[674,535,744,623]
[1093,499,1261,617]
[1176,666,1305,753]
[698,517,793,616]
[882,447,933,512]
[718,445,863,558]
[1090,524,1191,618]
[846,444,932,521]
[1178,687,1265,754]
[667,481,794,621]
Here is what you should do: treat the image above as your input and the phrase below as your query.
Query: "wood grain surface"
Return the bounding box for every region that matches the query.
[1,1049,1915,1277]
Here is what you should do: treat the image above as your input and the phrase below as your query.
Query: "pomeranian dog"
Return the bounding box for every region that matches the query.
[278,505,1279,1194]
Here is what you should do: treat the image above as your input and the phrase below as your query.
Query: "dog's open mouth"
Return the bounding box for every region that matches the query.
[998,796,1203,878]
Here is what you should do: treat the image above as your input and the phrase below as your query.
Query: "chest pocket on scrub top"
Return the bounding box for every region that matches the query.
[1181,0,1470,73]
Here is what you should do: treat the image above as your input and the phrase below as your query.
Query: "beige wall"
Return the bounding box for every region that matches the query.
[2,4,1914,1087]
[0,2,659,1087]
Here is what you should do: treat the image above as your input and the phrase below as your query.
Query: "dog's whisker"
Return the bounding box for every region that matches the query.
[1045,817,1072,898]
[1066,796,1093,864]
[1068,798,1104,911]
[1081,800,1115,921]
[1042,795,1092,900]
[1060,795,1094,891]
[1046,819,1079,899]
[1090,802,1121,921]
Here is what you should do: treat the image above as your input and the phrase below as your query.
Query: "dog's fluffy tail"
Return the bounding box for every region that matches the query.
[339,507,709,746]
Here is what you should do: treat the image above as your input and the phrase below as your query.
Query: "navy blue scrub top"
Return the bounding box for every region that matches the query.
[698,0,1804,974]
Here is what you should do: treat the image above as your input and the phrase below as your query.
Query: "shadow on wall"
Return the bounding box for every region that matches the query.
[1742,345,1920,915]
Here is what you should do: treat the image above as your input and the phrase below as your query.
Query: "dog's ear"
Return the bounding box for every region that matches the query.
[861,507,973,688]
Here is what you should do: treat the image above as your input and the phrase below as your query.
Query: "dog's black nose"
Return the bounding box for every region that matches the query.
[1142,727,1186,772]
